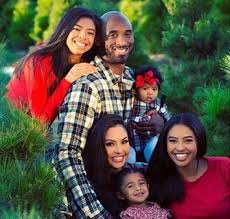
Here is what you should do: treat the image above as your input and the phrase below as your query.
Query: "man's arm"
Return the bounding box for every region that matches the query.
[54,81,110,218]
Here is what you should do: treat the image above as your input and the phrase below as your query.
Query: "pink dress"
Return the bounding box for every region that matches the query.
[120,202,171,219]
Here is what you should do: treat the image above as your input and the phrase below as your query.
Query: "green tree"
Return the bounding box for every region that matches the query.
[120,0,167,53]
[80,0,119,15]
[29,0,53,43]
[0,43,63,217]
[161,0,230,155]
[43,0,77,40]
[0,0,17,41]
[8,0,36,49]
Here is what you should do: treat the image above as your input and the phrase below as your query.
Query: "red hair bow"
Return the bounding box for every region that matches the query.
[135,70,159,88]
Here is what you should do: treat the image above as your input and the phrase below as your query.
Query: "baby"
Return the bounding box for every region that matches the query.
[128,65,171,162]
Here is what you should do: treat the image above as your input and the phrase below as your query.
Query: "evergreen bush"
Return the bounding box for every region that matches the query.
[0,44,62,217]
[0,0,17,41]
[42,0,76,40]
[161,0,230,156]
[8,0,36,49]
[29,0,53,43]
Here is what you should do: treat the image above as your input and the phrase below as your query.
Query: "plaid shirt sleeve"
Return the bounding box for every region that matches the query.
[54,81,110,218]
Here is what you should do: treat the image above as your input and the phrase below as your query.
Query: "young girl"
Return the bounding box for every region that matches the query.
[6,7,101,124]
[128,65,171,162]
[113,166,171,218]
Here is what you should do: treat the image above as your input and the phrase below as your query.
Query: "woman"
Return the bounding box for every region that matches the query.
[83,114,130,217]
[6,7,101,123]
[146,113,230,219]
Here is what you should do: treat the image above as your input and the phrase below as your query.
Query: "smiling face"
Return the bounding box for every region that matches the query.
[105,125,130,171]
[119,172,149,207]
[66,17,96,63]
[103,15,134,64]
[167,124,198,170]
[137,82,159,103]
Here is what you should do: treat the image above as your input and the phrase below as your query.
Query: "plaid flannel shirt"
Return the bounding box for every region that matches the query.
[129,98,171,153]
[54,56,134,218]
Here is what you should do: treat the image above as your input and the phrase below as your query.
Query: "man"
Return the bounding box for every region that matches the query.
[54,11,134,218]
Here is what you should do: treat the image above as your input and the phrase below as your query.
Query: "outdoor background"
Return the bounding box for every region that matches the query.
[0,0,229,218]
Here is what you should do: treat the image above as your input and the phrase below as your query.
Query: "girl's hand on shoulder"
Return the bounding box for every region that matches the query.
[65,63,97,83]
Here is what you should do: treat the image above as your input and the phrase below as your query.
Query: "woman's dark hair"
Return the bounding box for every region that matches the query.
[14,7,101,95]
[146,112,207,207]
[133,65,163,89]
[83,114,128,216]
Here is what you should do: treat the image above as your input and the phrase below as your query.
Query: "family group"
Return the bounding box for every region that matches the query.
[5,6,230,219]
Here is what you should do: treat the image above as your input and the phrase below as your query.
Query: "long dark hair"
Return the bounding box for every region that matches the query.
[83,114,128,216]
[14,7,101,95]
[146,113,207,207]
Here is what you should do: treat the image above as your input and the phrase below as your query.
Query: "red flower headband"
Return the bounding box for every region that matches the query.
[135,70,159,88]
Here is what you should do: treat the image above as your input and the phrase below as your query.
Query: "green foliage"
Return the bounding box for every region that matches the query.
[119,0,145,26]
[0,0,17,41]
[0,40,18,67]
[8,0,36,49]
[120,0,167,53]
[127,31,153,69]
[0,42,63,215]
[162,17,229,60]
[0,73,10,98]
[161,0,229,156]
[0,42,11,97]
[161,62,197,113]
[29,0,53,43]
[0,207,43,219]
[0,42,9,67]
[0,159,62,215]
[220,52,230,81]
[162,21,193,59]
[42,0,76,40]
[210,0,230,27]
[193,86,230,155]
[0,99,48,160]
[80,0,118,15]
[0,97,63,216]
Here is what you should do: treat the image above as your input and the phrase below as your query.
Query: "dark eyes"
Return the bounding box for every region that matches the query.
[105,139,129,147]
[168,138,194,143]
[122,139,129,144]
[88,31,95,36]
[109,32,132,39]
[139,181,147,186]
[73,27,95,36]
[185,138,194,143]
[168,139,177,143]
[105,142,114,147]
[109,33,118,38]
[127,181,146,189]
[73,27,81,31]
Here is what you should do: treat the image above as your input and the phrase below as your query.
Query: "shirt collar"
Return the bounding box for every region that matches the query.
[92,56,134,90]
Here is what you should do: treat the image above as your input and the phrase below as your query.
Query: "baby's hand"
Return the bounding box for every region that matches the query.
[145,109,158,117]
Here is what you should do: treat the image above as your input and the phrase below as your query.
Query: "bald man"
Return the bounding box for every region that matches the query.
[53,11,135,218]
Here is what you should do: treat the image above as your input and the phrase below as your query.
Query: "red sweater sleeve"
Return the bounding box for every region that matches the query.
[7,55,71,123]
[28,56,71,123]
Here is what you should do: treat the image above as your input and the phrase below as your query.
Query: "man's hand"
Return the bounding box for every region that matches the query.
[129,112,165,138]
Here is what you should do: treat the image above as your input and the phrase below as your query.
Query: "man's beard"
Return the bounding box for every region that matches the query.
[104,47,132,64]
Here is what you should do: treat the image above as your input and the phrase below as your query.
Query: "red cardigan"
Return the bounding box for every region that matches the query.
[6,55,71,123]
